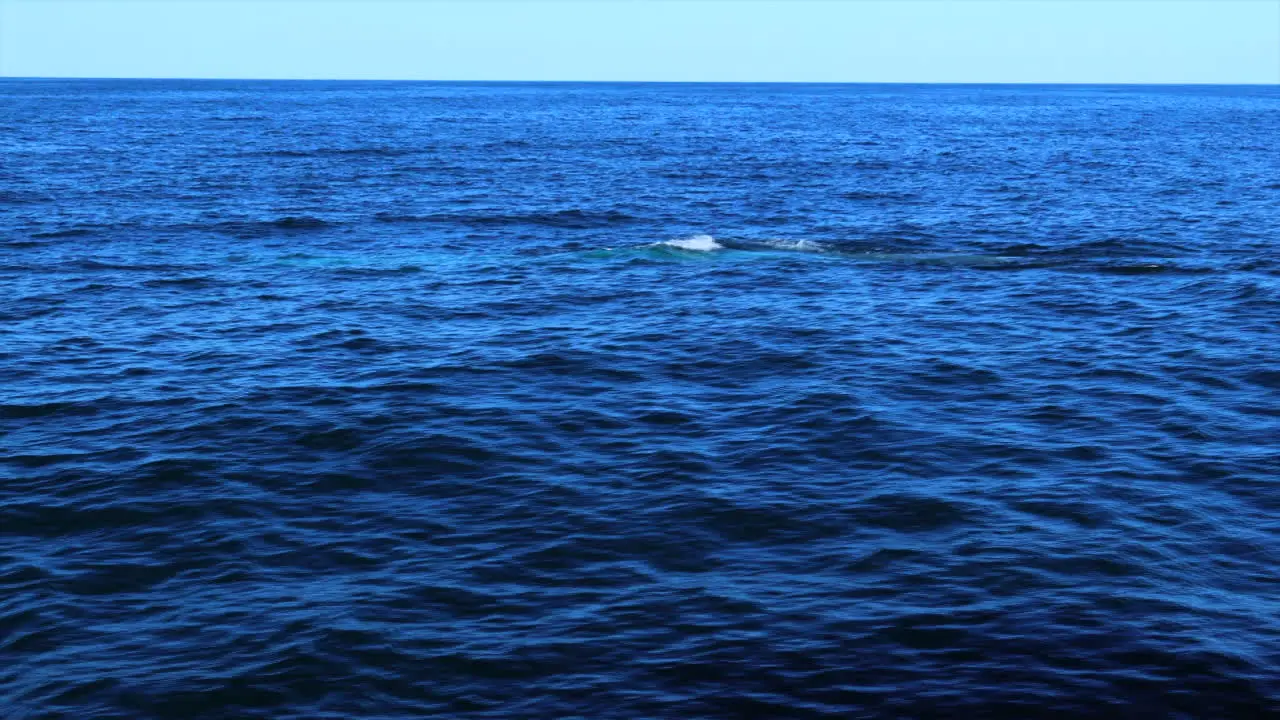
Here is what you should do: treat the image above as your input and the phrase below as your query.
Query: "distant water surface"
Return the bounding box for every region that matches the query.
[2,80,1279,718]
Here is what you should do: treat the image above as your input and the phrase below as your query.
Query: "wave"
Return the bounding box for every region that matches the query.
[30,228,95,239]
[0,190,54,205]
[73,260,209,272]
[1085,262,1214,276]
[0,401,97,420]
[254,149,313,158]
[205,216,336,237]
[132,216,337,238]
[251,146,418,158]
[1022,237,1196,258]
[374,209,638,229]
[841,190,922,202]
[328,265,424,277]
[143,276,218,289]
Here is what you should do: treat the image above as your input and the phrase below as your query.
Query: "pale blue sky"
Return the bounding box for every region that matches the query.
[2,0,1277,83]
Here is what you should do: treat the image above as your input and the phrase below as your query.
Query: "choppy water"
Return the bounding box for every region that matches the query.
[2,79,1279,718]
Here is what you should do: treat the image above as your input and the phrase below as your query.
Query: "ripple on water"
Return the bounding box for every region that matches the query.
[1,80,1278,717]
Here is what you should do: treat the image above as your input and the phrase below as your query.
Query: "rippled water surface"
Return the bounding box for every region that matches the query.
[3,80,1279,718]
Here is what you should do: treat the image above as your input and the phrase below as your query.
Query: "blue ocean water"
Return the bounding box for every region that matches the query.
[2,79,1278,718]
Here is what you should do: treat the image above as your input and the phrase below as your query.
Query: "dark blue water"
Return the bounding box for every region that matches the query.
[2,79,1279,718]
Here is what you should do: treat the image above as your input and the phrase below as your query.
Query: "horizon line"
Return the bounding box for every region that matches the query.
[3,75,1278,87]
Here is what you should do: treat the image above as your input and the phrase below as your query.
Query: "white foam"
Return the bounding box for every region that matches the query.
[756,238,827,253]
[661,234,723,251]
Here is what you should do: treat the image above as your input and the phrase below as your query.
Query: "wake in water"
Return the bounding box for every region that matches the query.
[644,235,1018,266]
[633,235,1206,274]
[656,235,831,253]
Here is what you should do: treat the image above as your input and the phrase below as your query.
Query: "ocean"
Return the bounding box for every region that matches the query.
[2,79,1278,718]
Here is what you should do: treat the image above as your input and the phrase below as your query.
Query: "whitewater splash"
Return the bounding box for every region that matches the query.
[659,234,723,251]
